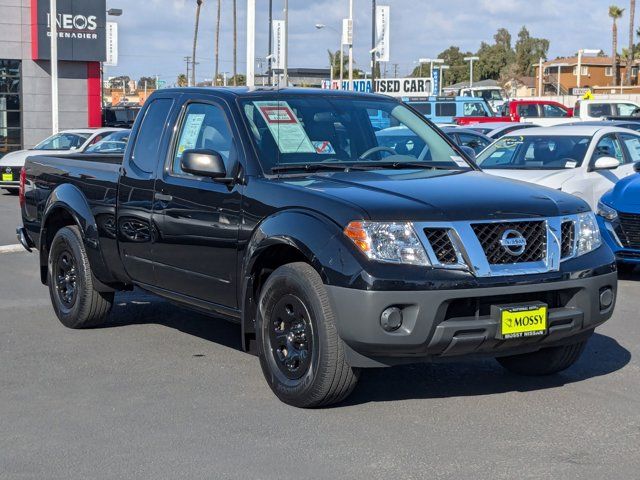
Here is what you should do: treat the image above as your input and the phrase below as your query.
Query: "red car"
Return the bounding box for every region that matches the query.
[455,100,573,125]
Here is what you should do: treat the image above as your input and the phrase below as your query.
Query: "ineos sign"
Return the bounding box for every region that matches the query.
[32,0,106,62]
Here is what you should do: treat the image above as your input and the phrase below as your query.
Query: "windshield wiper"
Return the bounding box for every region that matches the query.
[271,163,371,173]
[355,161,467,171]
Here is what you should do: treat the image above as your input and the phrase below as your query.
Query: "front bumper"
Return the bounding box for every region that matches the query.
[598,216,640,264]
[327,271,617,367]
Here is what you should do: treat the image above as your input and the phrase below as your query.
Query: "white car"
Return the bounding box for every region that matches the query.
[0,128,124,193]
[475,126,640,209]
[463,122,540,139]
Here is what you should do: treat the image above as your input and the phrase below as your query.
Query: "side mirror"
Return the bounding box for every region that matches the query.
[634,161,640,173]
[593,156,620,170]
[181,149,227,178]
[460,145,476,161]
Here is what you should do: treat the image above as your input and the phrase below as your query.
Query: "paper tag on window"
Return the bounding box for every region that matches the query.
[450,156,468,167]
[565,161,577,168]
[254,101,315,154]
[176,113,205,156]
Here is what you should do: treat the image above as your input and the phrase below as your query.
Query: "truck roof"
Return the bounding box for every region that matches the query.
[154,86,389,101]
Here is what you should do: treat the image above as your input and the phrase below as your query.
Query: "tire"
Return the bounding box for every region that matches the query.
[256,262,359,408]
[496,340,588,376]
[47,225,114,328]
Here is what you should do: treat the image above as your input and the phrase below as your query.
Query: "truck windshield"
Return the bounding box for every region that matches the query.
[476,135,590,170]
[240,95,470,173]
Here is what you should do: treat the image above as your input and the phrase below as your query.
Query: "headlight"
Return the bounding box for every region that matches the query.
[576,212,602,256]
[596,201,618,221]
[344,221,430,266]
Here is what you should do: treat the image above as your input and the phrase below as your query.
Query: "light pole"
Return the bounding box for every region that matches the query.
[577,49,600,88]
[315,24,342,85]
[283,0,288,86]
[349,0,354,90]
[464,56,479,87]
[50,0,58,134]
[246,0,255,87]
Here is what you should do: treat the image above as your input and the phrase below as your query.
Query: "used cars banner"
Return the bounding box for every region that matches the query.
[321,77,432,97]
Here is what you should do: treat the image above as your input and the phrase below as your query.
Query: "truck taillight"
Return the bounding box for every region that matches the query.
[19,167,26,207]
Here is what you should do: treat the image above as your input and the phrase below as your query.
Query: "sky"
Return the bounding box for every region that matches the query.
[104,0,630,84]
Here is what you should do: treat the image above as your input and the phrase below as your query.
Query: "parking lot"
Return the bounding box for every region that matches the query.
[1,191,639,479]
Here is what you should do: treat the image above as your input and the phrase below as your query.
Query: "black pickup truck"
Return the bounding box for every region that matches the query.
[18,88,617,407]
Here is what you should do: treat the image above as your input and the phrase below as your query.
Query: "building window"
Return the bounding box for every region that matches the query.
[632,67,639,76]
[605,66,613,76]
[572,66,589,75]
[0,59,21,158]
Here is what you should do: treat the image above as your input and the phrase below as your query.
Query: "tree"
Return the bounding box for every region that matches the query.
[409,46,472,85]
[628,0,636,84]
[609,5,625,86]
[108,75,130,92]
[514,26,549,76]
[327,49,348,79]
[476,28,516,80]
[138,76,157,90]
[191,0,204,86]
[176,73,188,87]
[213,0,221,85]
[229,73,246,86]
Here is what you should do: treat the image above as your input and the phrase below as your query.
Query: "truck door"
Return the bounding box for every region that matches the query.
[151,97,241,309]
[117,96,175,285]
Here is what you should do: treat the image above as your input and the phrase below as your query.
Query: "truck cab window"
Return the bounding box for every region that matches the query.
[172,103,236,176]
[130,98,173,173]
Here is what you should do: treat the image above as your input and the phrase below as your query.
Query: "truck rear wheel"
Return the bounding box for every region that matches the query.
[47,225,113,328]
[256,262,359,408]
[496,340,587,376]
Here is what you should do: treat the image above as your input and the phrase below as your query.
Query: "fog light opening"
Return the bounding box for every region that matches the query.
[381,306,403,332]
[599,288,614,310]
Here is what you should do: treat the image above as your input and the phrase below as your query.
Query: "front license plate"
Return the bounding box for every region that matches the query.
[493,302,548,339]
[2,173,12,182]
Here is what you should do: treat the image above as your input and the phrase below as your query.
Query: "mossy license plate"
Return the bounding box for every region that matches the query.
[493,303,547,339]
[2,173,12,182]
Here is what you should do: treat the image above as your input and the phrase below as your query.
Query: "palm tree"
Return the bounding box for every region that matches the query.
[191,0,204,87]
[177,74,188,87]
[233,0,237,86]
[214,0,221,86]
[610,5,625,86]
[628,0,636,84]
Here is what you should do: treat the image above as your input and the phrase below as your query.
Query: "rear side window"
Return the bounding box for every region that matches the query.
[517,104,539,118]
[130,98,173,173]
[542,104,568,117]
[463,102,488,117]
[617,103,639,116]
[588,103,612,117]
[435,102,456,117]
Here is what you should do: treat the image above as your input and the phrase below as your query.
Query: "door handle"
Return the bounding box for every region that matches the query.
[154,192,173,202]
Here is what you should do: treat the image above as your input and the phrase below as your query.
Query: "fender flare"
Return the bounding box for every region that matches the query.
[239,209,364,351]
[40,183,115,287]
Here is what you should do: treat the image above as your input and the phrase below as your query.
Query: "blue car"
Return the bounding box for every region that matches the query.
[596,163,640,273]
[404,96,493,124]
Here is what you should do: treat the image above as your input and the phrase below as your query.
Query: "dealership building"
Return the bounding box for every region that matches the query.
[0,0,106,156]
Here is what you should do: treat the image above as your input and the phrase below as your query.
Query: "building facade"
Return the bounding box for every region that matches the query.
[534,56,640,96]
[0,0,105,157]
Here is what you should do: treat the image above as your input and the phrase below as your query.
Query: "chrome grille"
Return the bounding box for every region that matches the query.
[561,220,575,258]
[617,213,640,249]
[471,221,547,264]
[423,228,457,265]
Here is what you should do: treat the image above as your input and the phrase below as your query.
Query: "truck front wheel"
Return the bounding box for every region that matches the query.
[496,340,588,376]
[47,225,113,328]
[256,262,359,408]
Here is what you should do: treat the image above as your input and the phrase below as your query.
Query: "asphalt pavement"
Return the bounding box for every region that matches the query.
[1,194,639,479]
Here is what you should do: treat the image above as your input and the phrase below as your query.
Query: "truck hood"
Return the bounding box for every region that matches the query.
[482,168,578,190]
[278,169,588,222]
[602,173,640,208]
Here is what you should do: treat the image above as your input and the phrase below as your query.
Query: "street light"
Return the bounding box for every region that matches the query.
[464,56,480,87]
[107,8,122,16]
[315,23,343,85]
[418,58,443,78]
[577,48,600,88]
